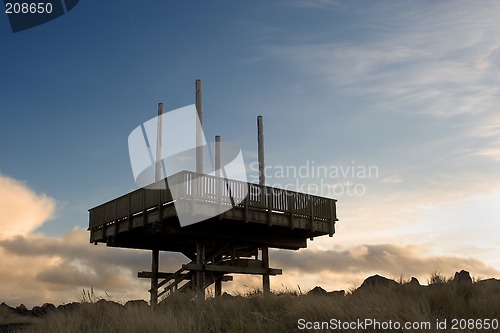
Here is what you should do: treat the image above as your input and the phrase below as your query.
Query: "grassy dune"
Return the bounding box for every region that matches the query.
[5,272,500,333]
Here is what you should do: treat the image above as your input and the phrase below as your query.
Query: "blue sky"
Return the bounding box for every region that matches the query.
[1,0,500,306]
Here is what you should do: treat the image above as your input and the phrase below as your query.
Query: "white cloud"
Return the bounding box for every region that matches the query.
[0,226,187,307]
[0,174,57,238]
[0,174,167,306]
[261,0,500,198]
[478,46,500,72]
[0,172,499,305]
[268,243,499,291]
[475,143,500,162]
[267,1,500,120]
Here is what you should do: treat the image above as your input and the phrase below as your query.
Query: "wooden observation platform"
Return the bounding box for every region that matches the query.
[88,80,338,304]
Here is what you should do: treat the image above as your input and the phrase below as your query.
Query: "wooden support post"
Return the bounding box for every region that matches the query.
[244,185,249,223]
[257,115,271,295]
[257,115,265,187]
[195,241,205,297]
[329,200,336,237]
[214,251,222,296]
[113,201,118,236]
[257,115,266,210]
[262,246,270,295]
[215,278,222,297]
[215,135,221,177]
[127,194,133,231]
[150,249,159,306]
[155,103,164,182]
[142,190,147,227]
[267,187,272,226]
[288,192,295,230]
[230,247,236,265]
[196,79,203,175]
[215,135,222,211]
[309,195,314,233]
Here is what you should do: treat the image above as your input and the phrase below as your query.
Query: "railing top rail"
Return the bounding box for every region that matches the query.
[90,170,336,211]
[89,170,337,229]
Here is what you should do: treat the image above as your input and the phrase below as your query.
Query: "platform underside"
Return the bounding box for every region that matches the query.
[92,209,332,253]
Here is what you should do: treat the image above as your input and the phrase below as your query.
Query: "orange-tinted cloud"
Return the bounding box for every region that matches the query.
[0,174,498,306]
[0,174,56,238]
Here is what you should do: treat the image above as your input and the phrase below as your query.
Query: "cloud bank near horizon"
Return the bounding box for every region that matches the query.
[0,173,498,307]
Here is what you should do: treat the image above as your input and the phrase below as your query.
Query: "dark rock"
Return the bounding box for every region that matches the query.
[350,275,400,297]
[476,278,500,290]
[14,304,31,316]
[57,302,81,312]
[30,303,56,317]
[453,270,472,285]
[307,286,327,296]
[95,299,123,310]
[409,277,420,285]
[124,300,148,308]
[359,274,399,289]
[402,277,422,292]
[31,306,44,317]
[0,302,15,313]
[41,303,56,312]
[327,290,345,297]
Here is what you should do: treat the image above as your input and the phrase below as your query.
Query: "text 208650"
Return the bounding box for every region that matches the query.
[5,2,53,14]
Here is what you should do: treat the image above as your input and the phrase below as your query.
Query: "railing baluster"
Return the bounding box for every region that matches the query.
[309,194,314,233]
[90,170,338,243]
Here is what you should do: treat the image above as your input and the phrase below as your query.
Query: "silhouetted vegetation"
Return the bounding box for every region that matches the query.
[2,271,499,333]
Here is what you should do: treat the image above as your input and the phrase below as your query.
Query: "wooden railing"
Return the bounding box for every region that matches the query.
[89,170,337,230]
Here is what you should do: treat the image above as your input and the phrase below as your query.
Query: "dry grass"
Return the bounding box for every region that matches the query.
[14,273,500,333]
[0,307,37,326]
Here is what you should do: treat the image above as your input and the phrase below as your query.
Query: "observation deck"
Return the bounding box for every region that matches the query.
[89,170,337,253]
